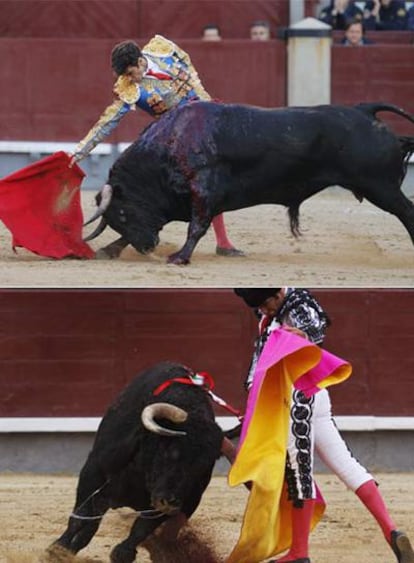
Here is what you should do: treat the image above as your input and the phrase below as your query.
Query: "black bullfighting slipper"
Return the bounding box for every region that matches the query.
[268,559,310,563]
[216,246,246,257]
[391,530,414,563]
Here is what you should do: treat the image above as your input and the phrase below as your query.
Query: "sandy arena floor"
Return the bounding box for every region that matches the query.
[0,190,413,287]
[0,472,413,563]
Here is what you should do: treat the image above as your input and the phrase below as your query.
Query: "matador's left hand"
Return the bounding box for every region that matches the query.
[281,325,309,340]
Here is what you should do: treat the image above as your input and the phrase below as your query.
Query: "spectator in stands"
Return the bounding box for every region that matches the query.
[363,0,408,30]
[71,37,243,257]
[202,23,222,41]
[319,0,364,29]
[340,18,375,44]
[250,20,271,40]
[408,3,414,29]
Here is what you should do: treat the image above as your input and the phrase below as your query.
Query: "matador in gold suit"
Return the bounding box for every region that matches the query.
[74,34,243,257]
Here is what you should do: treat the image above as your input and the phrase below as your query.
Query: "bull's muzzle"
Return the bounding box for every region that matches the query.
[151,495,181,515]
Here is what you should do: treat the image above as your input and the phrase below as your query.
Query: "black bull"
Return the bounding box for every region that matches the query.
[50,362,236,562]
[85,101,414,264]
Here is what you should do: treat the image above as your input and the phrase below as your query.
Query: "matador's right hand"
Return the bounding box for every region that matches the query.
[68,154,81,168]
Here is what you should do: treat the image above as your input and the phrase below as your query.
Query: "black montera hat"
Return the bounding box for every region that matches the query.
[234,288,281,308]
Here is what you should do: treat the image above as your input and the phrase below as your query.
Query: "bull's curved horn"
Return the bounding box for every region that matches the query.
[84,184,113,227]
[83,217,108,242]
[141,403,188,437]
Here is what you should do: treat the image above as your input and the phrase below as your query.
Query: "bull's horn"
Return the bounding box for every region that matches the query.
[84,184,113,226]
[83,217,108,242]
[141,403,188,437]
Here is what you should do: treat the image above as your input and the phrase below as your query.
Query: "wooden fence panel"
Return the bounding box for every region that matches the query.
[332,45,414,135]
[0,38,286,141]
[1,289,414,418]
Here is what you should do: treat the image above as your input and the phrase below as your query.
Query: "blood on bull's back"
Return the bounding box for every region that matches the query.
[84,100,414,264]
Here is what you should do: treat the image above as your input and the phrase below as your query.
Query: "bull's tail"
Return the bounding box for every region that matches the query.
[398,136,414,178]
[288,204,301,237]
[355,102,414,126]
[356,103,414,165]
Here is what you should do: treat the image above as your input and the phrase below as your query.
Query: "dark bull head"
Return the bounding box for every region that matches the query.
[84,182,161,256]
[139,402,239,517]
[140,402,225,515]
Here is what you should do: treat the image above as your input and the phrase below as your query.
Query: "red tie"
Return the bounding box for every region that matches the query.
[259,315,271,335]
[146,69,172,80]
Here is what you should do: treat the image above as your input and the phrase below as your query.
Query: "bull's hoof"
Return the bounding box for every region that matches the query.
[167,253,190,265]
[110,543,136,563]
[216,246,246,257]
[42,544,74,561]
[95,248,118,260]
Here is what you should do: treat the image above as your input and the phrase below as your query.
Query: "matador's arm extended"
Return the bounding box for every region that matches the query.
[72,99,131,162]
[73,75,140,161]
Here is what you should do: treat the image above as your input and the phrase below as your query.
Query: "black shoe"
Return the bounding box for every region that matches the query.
[269,559,310,563]
[215,246,246,257]
[391,530,414,563]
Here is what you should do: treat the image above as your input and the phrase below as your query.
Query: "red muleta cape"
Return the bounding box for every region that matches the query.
[0,151,94,259]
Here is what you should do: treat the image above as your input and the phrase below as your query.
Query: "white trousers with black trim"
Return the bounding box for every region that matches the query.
[286,388,373,502]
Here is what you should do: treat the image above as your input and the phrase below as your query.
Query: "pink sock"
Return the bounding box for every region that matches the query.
[211,214,234,249]
[277,499,315,561]
[355,479,397,542]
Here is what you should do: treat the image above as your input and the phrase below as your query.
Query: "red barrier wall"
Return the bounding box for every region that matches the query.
[0,0,290,39]
[0,0,323,40]
[0,36,412,141]
[0,289,413,418]
[331,44,414,135]
[136,0,289,39]
[0,38,286,142]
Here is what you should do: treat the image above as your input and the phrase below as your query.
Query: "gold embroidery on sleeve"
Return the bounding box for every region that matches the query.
[74,99,125,155]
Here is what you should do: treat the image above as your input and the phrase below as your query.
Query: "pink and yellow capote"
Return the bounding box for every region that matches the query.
[227,328,352,563]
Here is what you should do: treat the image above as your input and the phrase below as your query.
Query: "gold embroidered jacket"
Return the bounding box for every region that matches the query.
[74,35,211,160]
